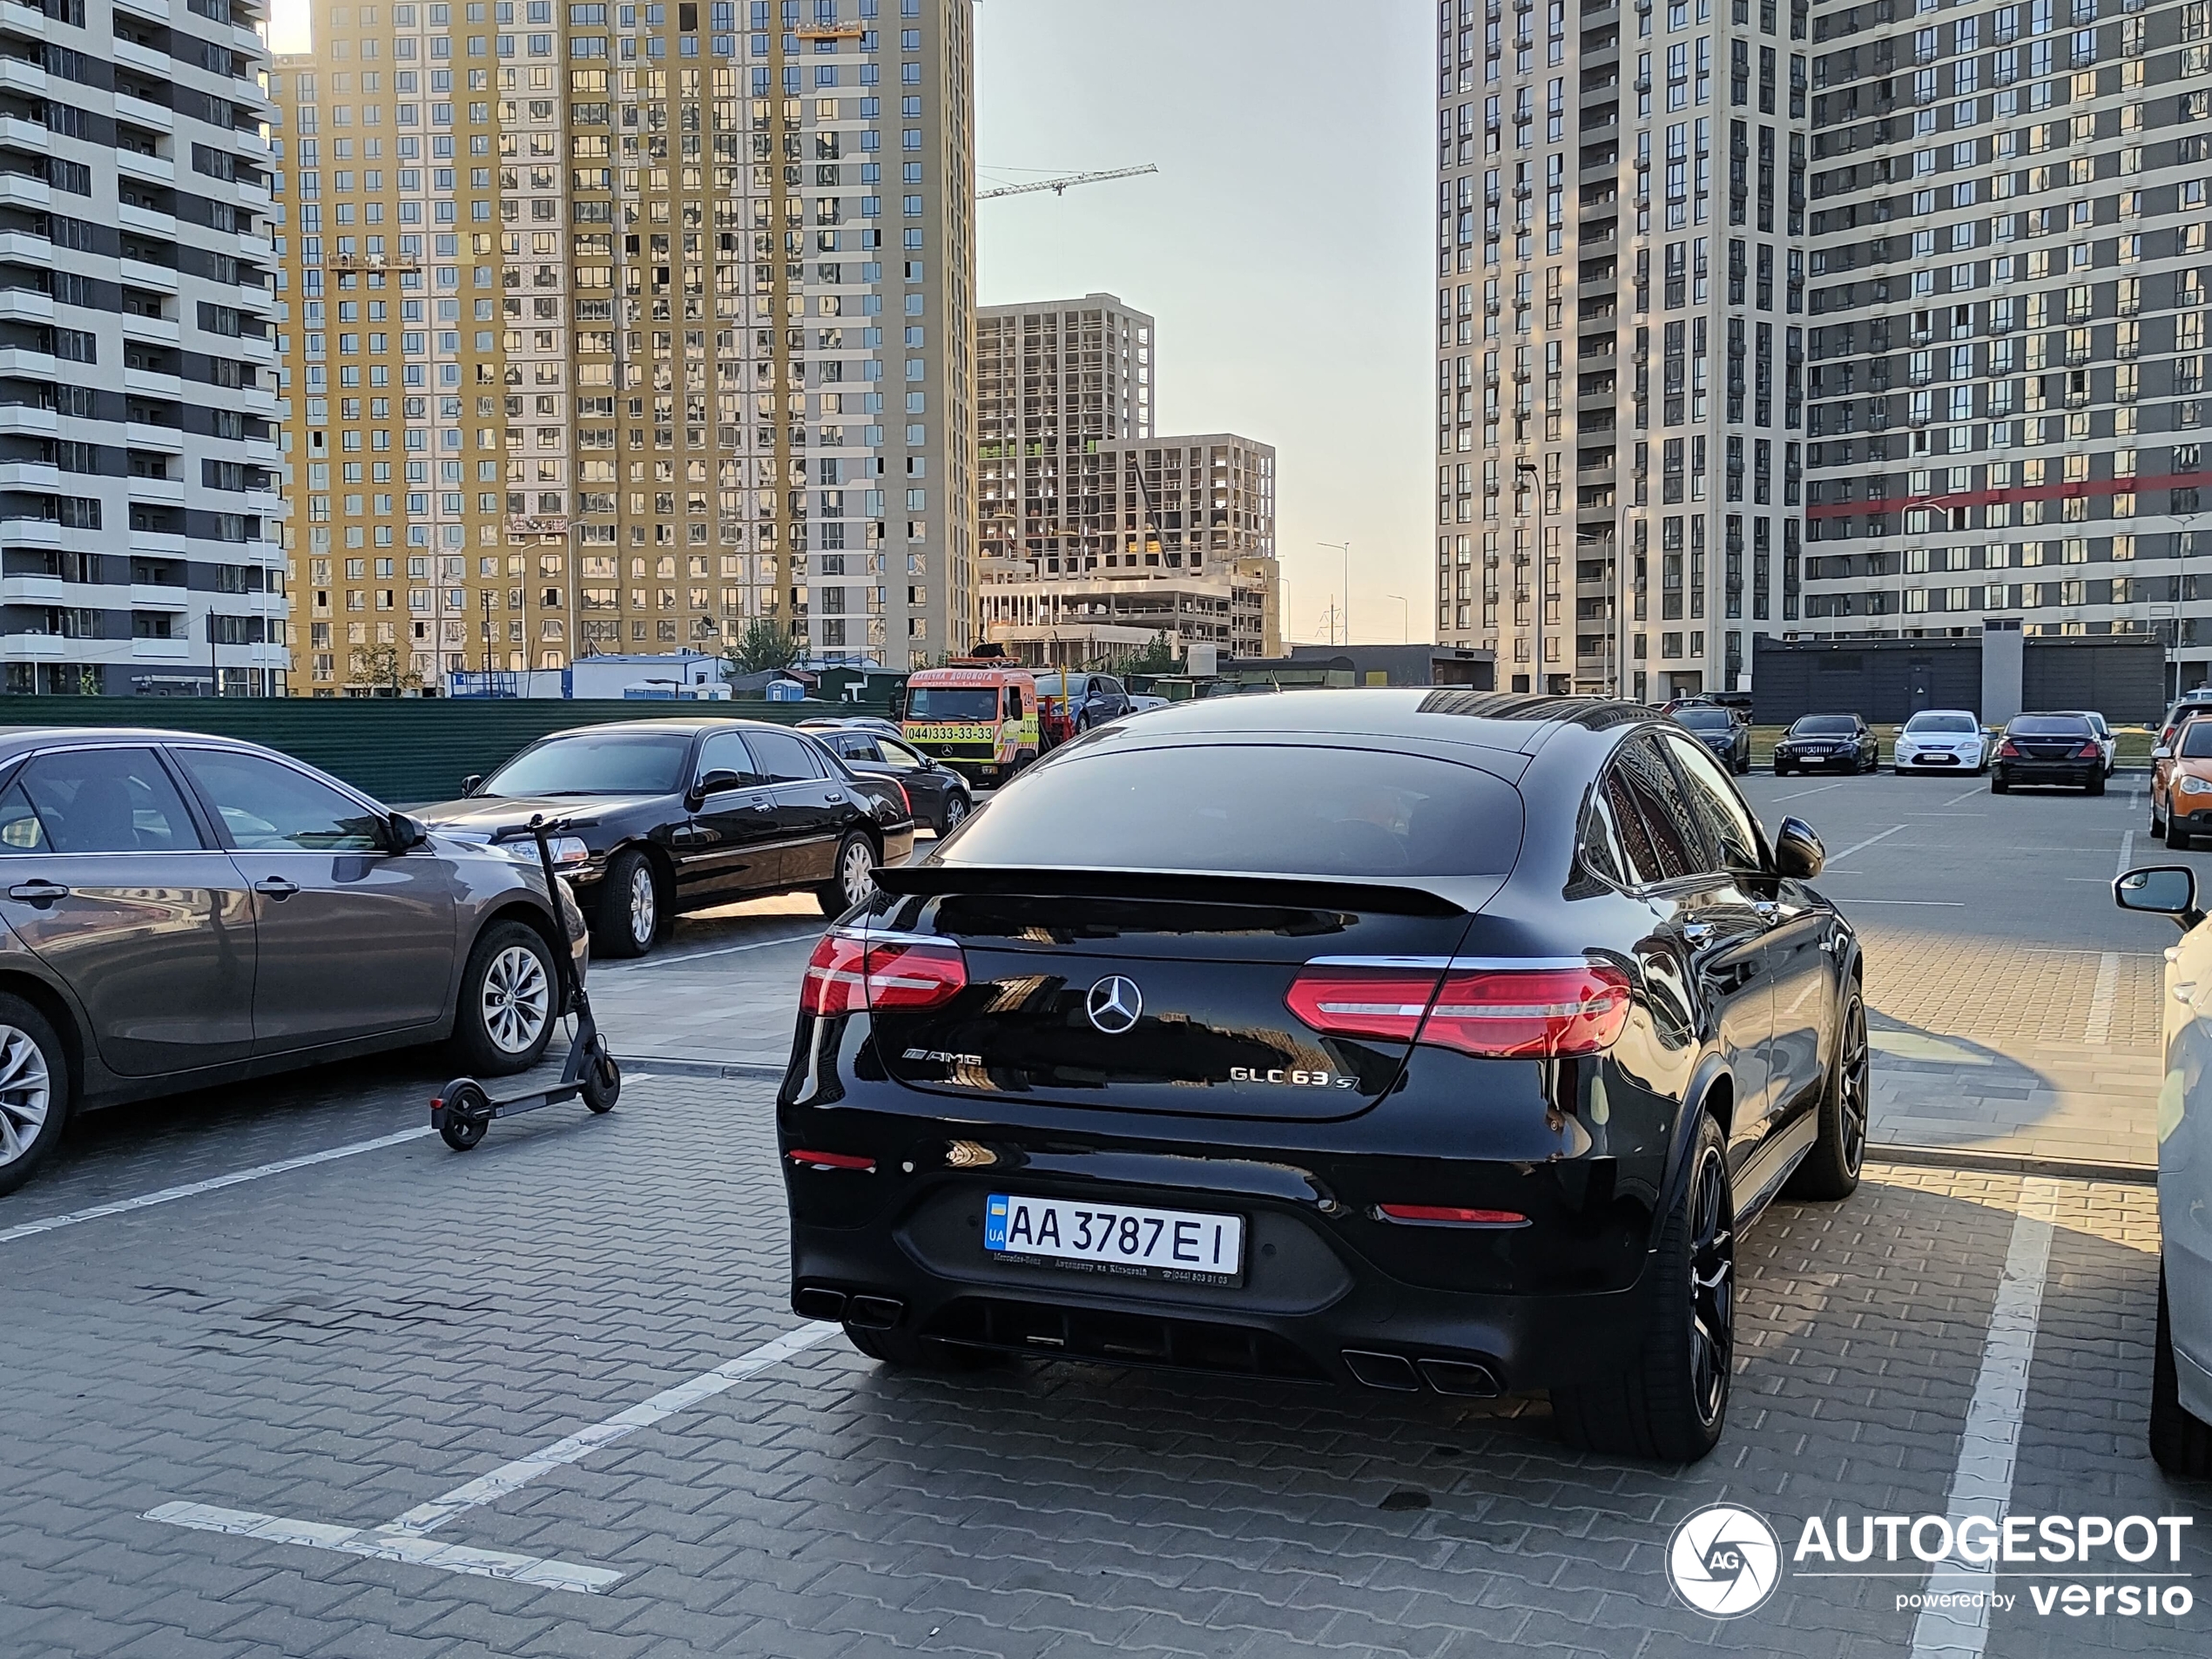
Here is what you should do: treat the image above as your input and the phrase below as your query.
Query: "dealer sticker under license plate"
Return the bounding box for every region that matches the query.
[983,1193,1244,1285]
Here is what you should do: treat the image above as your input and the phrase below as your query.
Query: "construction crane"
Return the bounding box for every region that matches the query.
[977,165,1158,202]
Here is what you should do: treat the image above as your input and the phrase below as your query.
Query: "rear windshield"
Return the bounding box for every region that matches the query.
[1791,716,1858,735]
[907,687,998,720]
[482,732,690,796]
[1674,709,1732,730]
[2009,715,2091,736]
[937,743,1524,878]
[2180,724,2212,759]
[1905,713,1978,733]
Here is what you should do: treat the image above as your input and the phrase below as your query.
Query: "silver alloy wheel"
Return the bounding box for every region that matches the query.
[0,1023,53,1167]
[839,838,876,907]
[481,944,552,1055]
[940,793,968,833]
[626,860,657,947]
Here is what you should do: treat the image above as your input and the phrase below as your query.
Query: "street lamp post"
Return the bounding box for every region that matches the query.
[1386,593,1409,644]
[1318,541,1352,644]
[1516,460,1542,692]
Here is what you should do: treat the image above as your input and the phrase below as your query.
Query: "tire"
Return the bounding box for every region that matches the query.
[816,831,878,918]
[2150,1269,2212,1479]
[937,791,970,836]
[1784,983,1867,1202]
[2087,774,2106,797]
[1551,1112,1734,1463]
[592,847,659,960]
[1992,774,2009,794]
[580,1047,620,1114]
[2152,796,2168,837]
[844,1324,1001,1370]
[0,995,70,1199]
[1776,764,1791,777]
[454,920,558,1076]
[2169,818,2194,851]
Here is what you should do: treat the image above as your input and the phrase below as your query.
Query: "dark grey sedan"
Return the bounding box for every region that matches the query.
[0,728,585,1197]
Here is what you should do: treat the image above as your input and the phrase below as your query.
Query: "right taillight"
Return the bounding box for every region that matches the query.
[800,932,967,1017]
[1285,961,1632,1059]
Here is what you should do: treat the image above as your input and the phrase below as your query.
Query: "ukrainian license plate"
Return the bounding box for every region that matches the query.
[983,1193,1244,1285]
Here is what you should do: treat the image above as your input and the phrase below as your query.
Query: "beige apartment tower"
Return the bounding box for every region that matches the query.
[975,293,1280,664]
[272,0,975,692]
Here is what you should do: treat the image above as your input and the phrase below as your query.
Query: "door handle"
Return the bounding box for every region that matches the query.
[254,876,300,900]
[1683,921,1717,944]
[7,880,68,906]
[1752,900,1784,925]
[750,800,774,812]
[2175,981,2198,1003]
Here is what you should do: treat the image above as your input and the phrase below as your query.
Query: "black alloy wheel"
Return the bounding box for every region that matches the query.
[1552,1111,1734,1463]
[1786,985,1868,1201]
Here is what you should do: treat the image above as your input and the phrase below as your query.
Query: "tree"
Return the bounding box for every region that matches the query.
[724,617,799,676]
[349,642,421,697]
[1115,631,1179,677]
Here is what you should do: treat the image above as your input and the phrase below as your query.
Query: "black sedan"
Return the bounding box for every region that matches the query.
[1670,705,1751,774]
[1991,711,2107,796]
[804,723,975,836]
[778,691,1865,1463]
[1773,714,1878,775]
[421,720,914,959]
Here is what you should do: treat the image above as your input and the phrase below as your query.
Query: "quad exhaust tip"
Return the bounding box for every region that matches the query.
[792,1285,907,1329]
[1343,1350,1501,1398]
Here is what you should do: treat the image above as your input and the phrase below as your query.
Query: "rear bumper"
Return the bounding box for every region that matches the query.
[1996,760,2100,785]
[779,1096,1670,1396]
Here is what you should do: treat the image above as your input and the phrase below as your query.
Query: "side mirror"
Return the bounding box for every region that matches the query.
[2115,865,2202,930]
[2154,745,2173,761]
[691,769,744,806]
[461,773,483,796]
[1773,815,1825,880]
[388,812,428,853]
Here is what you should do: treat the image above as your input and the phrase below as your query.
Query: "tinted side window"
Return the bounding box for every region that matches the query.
[176,749,385,852]
[1662,734,1765,873]
[0,782,47,853]
[745,728,825,783]
[16,747,201,853]
[696,730,762,786]
[1577,786,1626,887]
[1604,736,1706,883]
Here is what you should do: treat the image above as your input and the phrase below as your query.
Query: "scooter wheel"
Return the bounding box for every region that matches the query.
[582,1050,621,1114]
[435,1080,491,1151]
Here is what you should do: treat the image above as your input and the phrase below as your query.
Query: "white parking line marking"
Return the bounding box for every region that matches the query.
[2115,827,2136,880]
[604,932,820,972]
[381,1320,840,1535]
[143,1502,621,1595]
[1771,781,1849,802]
[1943,785,1986,806]
[1908,1177,2061,1659]
[145,1319,842,1595]
[1822,823,1909,868]
[0,1126,436,1247]
[2084,952,2121,1046]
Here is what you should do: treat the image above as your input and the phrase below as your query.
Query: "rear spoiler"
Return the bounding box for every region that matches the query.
[872,862,1475,917]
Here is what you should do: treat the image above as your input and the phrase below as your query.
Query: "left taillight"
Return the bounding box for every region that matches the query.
[1285,961,1633,1059]
[801,932,967,1017]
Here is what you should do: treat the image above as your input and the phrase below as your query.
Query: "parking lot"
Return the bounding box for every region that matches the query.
[3,772,2208,1658]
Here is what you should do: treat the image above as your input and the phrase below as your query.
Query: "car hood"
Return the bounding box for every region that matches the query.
[415,792,669,839]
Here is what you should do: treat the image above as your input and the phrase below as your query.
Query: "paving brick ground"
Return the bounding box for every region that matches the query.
[3,778,2207,1656]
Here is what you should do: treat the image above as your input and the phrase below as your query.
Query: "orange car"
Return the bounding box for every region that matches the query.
[2151,715,2212,849]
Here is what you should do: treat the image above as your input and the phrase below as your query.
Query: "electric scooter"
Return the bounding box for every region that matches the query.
[431,813,621,1150]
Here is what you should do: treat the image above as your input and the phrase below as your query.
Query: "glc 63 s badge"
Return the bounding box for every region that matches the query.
[1229,1066,1357,1089]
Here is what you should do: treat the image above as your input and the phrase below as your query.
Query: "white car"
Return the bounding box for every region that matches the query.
[1892,709,1989,774]
[2062,711,2118,776]
[2114,862,2212,1477]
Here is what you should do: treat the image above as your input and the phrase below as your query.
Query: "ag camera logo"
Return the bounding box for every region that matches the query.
[1669,1503,1784,1619]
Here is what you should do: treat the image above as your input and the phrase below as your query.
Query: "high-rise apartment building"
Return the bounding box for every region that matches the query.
[271,0,974,693]
[975,293,1280,663]
[1434,0,1811,700]
[1800,0,2209,685]
[0,0,288,697]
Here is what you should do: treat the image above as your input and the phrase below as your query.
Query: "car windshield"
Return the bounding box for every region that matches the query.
[2008,716,2092,737]
[1905,714,1978,733]
[2180,724,2212,759]
[1674,709,1732,730]
[482,732,691,796]
[1791,717,1858,735]
[937,743,1523,878]
[907,687,1000,720]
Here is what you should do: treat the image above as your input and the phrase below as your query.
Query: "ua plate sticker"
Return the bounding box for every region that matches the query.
[983,1193,1244,1285]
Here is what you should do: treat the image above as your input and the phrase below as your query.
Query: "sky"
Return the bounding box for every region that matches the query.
[267,0,1437,645]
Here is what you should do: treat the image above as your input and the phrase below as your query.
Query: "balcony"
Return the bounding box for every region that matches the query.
[0,516,60,550]
[127,472,187,506]
[0,57,47,98]
[117,201,177,238]
[117,148,176,188]
[0,573,67,605]
[0,285,51,325]
[0,459,58,490]
[0,401,56,436]
[115,0,174,18]
[111,37,171,77]
[130,637,194,663]
[119,257,180,294]
[123,366,185,398]
[114,91,172,132]
[0,169,46,211]
[121,310,182,347]
[126,421,186,453]
[0,634,70,662]
[129,583,190,610]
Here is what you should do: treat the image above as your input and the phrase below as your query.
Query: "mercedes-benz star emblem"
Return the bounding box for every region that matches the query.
[1085,975,1143,1035]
